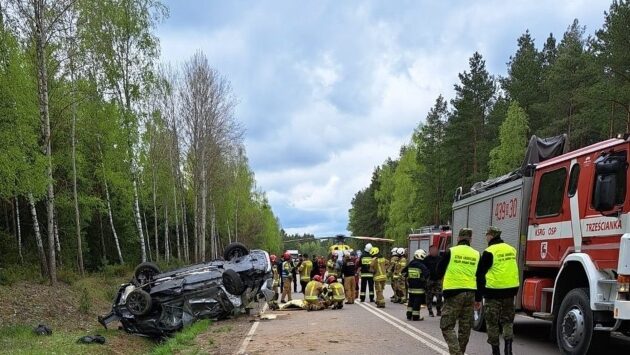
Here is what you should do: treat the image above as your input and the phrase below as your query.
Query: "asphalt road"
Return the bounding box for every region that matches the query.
[240,288,630,355]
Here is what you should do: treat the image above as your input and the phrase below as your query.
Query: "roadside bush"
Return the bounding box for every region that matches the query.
[102,263,133,278]
[151,319,211,355]
[0,264,44,286]
[78,287,91,314]
[57,268,81,285]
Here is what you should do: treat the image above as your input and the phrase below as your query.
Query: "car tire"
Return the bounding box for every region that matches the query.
[473,302,486,332]
[133,262,161,286]
[126,289,152,316]
[556,288,603,355]
[223,269,245,295]
[224,242,249,261]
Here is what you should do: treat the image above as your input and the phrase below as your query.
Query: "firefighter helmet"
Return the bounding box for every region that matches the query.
[283,252,291,261]
[391,247,397,255]
[369,247,380,256]
[397,247,406,256]
[313,275,323,282]
[327,275,337,284]
[270,254,277,263]
[414,249,427,260]
[364,243,373,253]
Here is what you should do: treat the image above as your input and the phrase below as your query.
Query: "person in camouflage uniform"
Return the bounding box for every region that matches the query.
[476,227,519,355]
[436,228,480,355]
[423,245,443,316]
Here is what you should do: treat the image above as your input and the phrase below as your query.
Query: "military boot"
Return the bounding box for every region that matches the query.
[491,345,500,355]
[504,339,513,355]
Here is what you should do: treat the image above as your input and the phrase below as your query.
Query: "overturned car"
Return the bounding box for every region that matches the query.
[99,243,273,337]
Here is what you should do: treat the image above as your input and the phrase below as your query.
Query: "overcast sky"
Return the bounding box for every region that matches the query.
[157,0,611,237]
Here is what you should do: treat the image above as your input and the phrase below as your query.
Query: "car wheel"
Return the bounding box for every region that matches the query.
[556,288,604,355]
[133,262,161,286]
[126,289,152,316]
[473,302,486,332]
[224,242,249,261]
[223,269,245,295]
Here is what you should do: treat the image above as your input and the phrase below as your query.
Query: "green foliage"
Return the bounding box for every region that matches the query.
[348,170,385,237]
[78,288,91,314]
[0,265,44,286]
[489,102,530,177]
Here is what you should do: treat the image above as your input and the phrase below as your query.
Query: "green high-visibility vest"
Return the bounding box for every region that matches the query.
[443,244,479,291]
[485,242,519,289]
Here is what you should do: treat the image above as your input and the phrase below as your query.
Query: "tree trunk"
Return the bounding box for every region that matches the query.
[132,178,147,262]
[143,210,152,262]
[103,178,124,264]
[98,211,107,264]
[34,0,57,285]
[164,203,170,263]
[70,58,84,275]
[28,193,48,277]
[54,217,61,267]
[173,186,181,261]
[182,198,189,262]
[15,197,23,264]
[152,168,159,262]
[193,193,199,262]
[201,165,207,262]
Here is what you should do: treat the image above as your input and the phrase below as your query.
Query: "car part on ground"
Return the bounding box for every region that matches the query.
[98,243,273,337]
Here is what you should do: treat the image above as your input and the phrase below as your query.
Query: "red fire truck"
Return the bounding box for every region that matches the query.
[452,135,630,354]
[407,225,452,255]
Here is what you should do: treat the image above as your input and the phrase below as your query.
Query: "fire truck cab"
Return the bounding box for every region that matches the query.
[452,136,630,354]
[407,225,452,255]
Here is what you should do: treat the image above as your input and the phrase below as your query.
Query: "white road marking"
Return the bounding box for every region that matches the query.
[357,302,450,355]
[362,302,450,349]
[236,320,259,355]
[236,302,268,355]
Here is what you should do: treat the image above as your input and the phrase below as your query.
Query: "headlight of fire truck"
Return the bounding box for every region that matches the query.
[618,275,630,295]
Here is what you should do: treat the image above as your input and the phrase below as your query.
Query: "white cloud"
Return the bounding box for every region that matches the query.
[158,0,610,236]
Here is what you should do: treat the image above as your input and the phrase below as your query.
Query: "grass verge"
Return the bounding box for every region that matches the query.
[151,320,212,355]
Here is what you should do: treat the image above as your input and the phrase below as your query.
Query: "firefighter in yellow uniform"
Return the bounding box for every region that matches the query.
[395,248,408,304]
[304,275,325,311]
[268,254,280,309]
[326,276,346,309]
[281,252,294,303]
[388,248,400,303]
[298,253,313,293]
[370,247,388,308]
[326,253,338,279]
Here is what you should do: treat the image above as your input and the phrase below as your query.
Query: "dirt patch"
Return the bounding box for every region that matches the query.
[195,316,253,354]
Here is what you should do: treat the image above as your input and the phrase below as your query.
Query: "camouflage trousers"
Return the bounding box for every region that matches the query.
[440,291,474,355]
[484,297,515,346]
[426,279,443,312]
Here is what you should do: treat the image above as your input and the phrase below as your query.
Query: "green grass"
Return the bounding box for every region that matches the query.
[0,325,136,355]
[150,320,212,355]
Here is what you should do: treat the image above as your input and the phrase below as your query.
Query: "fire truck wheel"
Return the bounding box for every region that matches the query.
[556,288,608,355]
[473,302,486,332]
